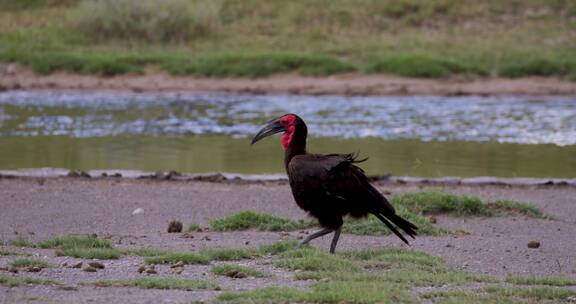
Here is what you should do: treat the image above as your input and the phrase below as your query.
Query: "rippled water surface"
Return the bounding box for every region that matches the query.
[1,90,575,177]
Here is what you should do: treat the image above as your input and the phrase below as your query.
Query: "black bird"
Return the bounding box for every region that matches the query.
[251,113,417,253]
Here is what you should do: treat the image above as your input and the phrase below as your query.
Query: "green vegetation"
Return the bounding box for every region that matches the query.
[423,286,576,303]
[38,235,122,259]
[123,247,169,257]
[38,235,113,249]
[210,211,315,232]
[10,258,50,269]
[488,199,550,219]
[1,0,575,79]
[144,252,211,265]
[187,223,203,232]
[208,192,546,237]
[393,192,549,218]
[504,275,576,287]
[0,250,29,256]
[220,246,576,303]
[84,277,219,290]
[145,240,296,265]
[9,238,36,247]
[0,274,58,287]
[212,264,267,278]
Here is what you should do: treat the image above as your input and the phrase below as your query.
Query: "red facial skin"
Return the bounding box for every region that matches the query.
[278,115,297,150]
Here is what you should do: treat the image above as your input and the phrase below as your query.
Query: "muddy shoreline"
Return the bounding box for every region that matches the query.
[2,65,576,96]
[1,176,575,303]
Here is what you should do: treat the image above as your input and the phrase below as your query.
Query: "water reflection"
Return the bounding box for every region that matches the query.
[0,91,575,145]
[1,135,575,178]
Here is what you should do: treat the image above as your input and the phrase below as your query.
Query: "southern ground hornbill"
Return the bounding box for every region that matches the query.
[251,113,417,253]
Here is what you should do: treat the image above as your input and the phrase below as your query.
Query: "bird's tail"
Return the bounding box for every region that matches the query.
[373,213,418,245]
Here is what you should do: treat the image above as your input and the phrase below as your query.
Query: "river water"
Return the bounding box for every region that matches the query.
[1,90,575,177]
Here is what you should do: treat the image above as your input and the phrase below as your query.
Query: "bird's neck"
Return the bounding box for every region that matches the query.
[283,126,307,170]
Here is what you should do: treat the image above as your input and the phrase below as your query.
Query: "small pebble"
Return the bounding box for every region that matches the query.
[167,221,183,233]
[527,241,541,248]
[88,262,105,269]
[145,268,157,274]
[171,261,184,268]
[137,266,146,273]
[83,266,97,272]
[429,216,437,224]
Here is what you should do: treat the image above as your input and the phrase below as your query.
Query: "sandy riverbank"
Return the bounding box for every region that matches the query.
[2,65,576,96]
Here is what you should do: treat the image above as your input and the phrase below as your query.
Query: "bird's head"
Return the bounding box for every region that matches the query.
[251,113,305,150]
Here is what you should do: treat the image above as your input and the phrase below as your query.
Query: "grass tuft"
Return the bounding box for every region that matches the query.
[144,252,211,265]
[10,258,50,269]
[364,54,485,78]
[56,248,121,259]
[200,247,258,261]
[69,0,219,43]
[505,275,576,287]
[276,247,359,272]
[9,238,36,247]
[0,250,29,256]
[393,191,548,218]
[85,277,219,290]
[164,53,354,78]
[212,264,267,278]
[487,200,550,219]
[38,235,113,249]
[39,235,121,259]
[0,275,58,287]
[209,211,315,232]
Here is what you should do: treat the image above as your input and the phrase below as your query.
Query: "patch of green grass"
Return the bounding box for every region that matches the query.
[424,286,576,303]
[187,223,203,232]
[10,258,50,269]
[257,240,298,255]
[276,247,359,273]
[209,211,315,232]
[9,238,36,247]
[56,248,121,259]
[499,57,575,78]
[0,250,30,256]
[488,200,550,219]
[85,277,218,290]
[144,252,211,265]
[0,275,58,287]
[364,54,486,78]
[393,191,548,218]
[69,0,213,43]
[212,264,267,278]
[393,191,491,216]
[123,248,169,257]
[38,235,113,249]
[38,235,121,259]
[343,205,447,236]
[201,247,258,261]
[218,282,413,303]
[505,275,576,287]
[164,53,354,78]
[140,241,296,265]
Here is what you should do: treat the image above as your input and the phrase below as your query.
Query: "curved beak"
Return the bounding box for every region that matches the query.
[251,119,285,145]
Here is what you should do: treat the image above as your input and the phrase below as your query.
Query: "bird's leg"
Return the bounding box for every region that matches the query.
[329,225,342,254]
[297,228,333,248]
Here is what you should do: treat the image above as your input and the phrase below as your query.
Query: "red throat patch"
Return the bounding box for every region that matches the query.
[281,125,295,150]
[279,115,297,150]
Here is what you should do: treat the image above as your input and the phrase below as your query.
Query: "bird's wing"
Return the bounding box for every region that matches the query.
[288,153,395,214]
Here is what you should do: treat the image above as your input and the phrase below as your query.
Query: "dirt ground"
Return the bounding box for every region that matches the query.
[2,65,576,96]
[0,177,575,303]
